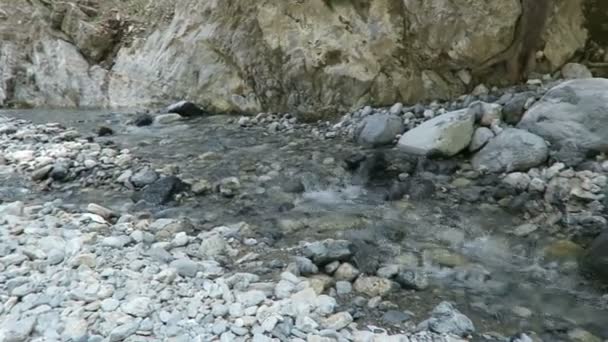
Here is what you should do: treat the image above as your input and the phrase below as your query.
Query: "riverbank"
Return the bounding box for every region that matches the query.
[1,73,608,341]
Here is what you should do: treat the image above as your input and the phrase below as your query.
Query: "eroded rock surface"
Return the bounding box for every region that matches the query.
[0,0,589,117]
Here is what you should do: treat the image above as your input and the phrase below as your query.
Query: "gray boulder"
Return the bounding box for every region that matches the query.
[472,128,548,173]
[581,230,608,284]
[355,114,404,147]
[397,108,475,157]
[417,301,475,337]
[561,63,593,79]
[518,78,608,164]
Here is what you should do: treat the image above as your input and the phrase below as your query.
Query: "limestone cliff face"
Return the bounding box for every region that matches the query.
[0,0,588,118]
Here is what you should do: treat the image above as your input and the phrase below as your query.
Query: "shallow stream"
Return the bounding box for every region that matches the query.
[2,109,607,340]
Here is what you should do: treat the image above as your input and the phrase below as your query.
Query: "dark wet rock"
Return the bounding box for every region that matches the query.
[166,101,206,117]
[472,128,548,173]
[503,92,534,124]
[50,163,69,181]
[344,153,367,171]
[417,301,475,337]
[581,230,608,284]
[344,235,386,275]
[133,113,153,127]
[354,113,404,147]
[97,125,114,136]
[302,239,353,266]
[134,176,189,205]
[395,270,429,291]
[352,151,389,185]
[519,79,608,161]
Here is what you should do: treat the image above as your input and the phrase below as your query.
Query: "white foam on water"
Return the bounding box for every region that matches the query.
[298,185,366,205]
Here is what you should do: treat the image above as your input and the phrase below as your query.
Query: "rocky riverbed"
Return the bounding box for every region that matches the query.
[1,70,608,341]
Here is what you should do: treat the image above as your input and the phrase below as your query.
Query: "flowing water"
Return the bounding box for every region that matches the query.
[2,109,607,340]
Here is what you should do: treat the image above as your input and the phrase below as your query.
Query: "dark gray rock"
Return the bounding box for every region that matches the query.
[581,230,608,284]
[355,114,404,147]
[97,125,114,136]
[518,79,608,161]
[133,113,153,127]
[352,152,390,185]
[502,92,534,124]
[166,101,206,117]
[302,239,353,266]
[472,128,548,173]
[134,176,189,205]
[50,162,69,181]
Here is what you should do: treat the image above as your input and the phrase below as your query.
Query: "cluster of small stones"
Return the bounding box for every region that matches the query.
[500,162,608,235]
[0,117,138,190]
[236,113,300,135]
[0,116,231,203]
[330,80,547,142]
[0,200,471,341]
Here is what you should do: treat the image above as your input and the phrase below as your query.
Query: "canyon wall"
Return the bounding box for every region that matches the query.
[0,0,589,118]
